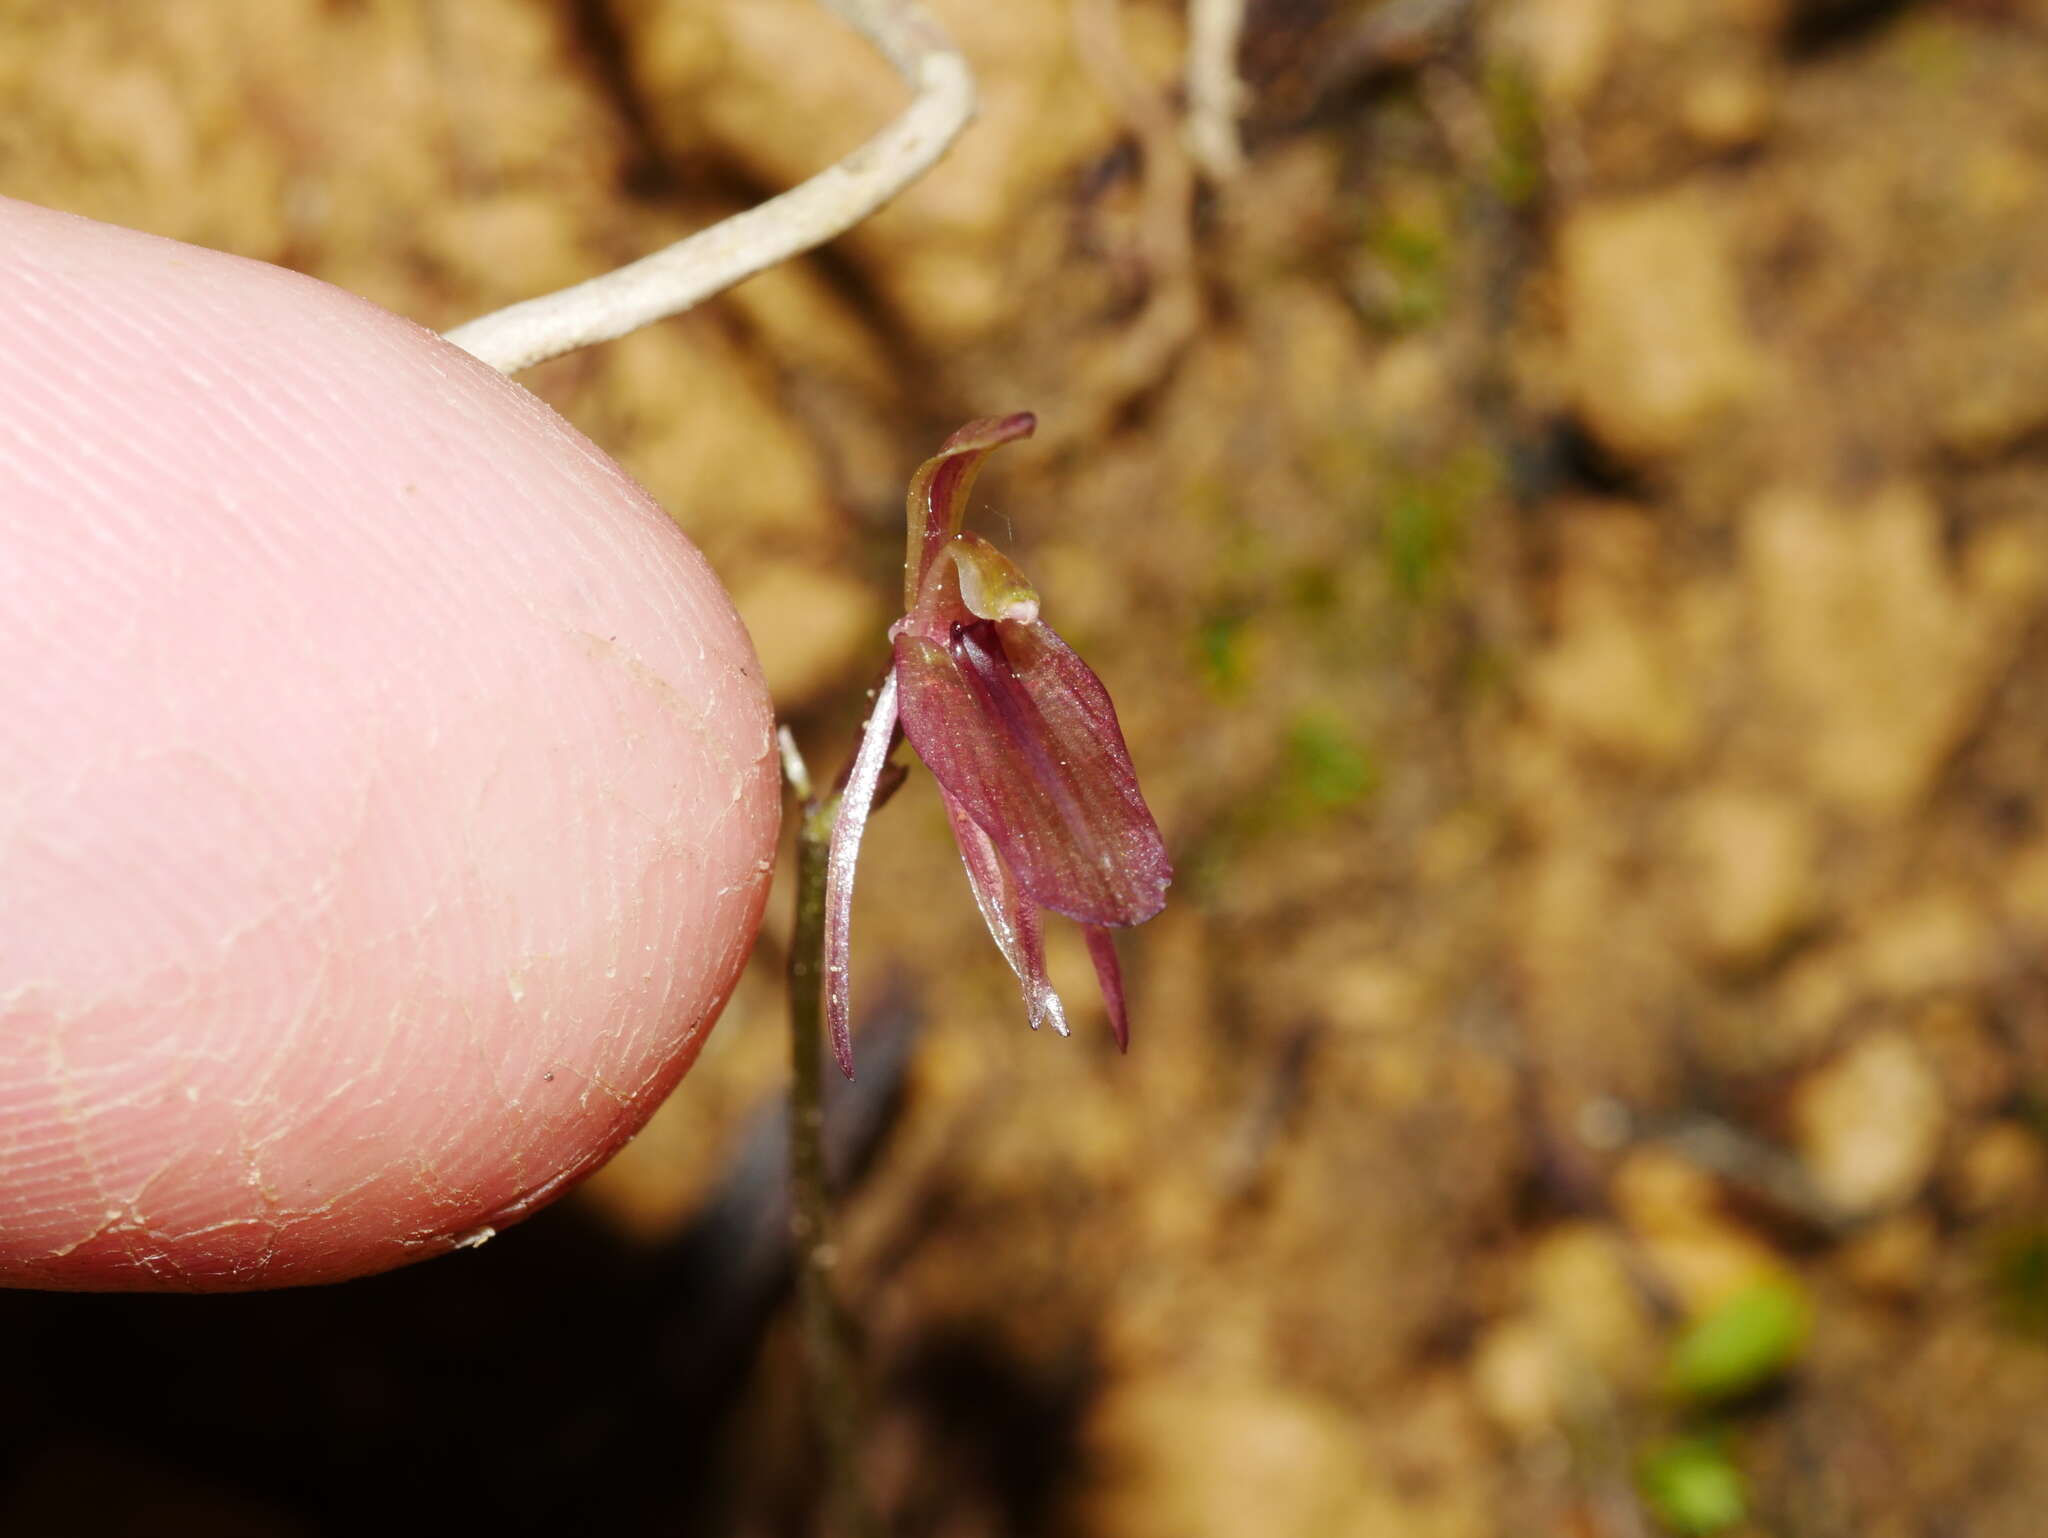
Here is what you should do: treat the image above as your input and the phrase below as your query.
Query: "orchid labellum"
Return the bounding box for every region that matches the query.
[822,414,1172,1077]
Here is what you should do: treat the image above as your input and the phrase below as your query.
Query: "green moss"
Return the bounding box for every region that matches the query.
[1894,14,1971,90]
[1482,61,1545,208]
[1283,712,1380,813]
[1384,486,1456,600]
[1640,1435,1747,1536]
[1667,1278,1811,1404]
[1363,209,1452,330]
[1382,448,1494,602]
[1287,563,1342,618]
[1195,611,1252,699]
[1987,1224,2048,1338]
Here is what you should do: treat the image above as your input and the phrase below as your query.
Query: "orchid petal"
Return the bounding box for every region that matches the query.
[893,619,1172,928]
[1082,925,1130,1052]
[902,413,1037,610]
[823,671,900,1079]
[940,797,1070,1036]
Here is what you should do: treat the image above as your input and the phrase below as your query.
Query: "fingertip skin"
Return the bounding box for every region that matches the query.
[0,197,781,1289]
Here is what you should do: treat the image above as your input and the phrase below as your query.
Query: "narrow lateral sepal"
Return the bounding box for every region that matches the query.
[821,674,901,1079]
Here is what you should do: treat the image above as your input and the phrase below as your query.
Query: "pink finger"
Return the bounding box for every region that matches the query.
[0,198,780,1291]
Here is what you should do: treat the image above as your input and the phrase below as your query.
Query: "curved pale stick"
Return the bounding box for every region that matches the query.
[821,672,901,1079]
[1184,0,1247,181]
[442,0,975,375]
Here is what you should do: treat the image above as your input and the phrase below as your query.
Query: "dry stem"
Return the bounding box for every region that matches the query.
[1183,0,1248,181]
[1061,0,1203,439]
[785,742,879,1537]
[441,0,974,375]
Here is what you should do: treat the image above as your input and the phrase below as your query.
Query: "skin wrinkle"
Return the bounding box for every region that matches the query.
[474,972,543,1126]
[9,548,156,782]
[0,1099,73,1188]
[86,386,292,541]
[565,632,762,934]
[1,202,777,1287]
[232,936,344,1110]
[0,412,156,568]
[1,315,149,492]
[160,1216,286,1277]
[43,1005,120,1261]
[27,921,339,1268]
[252,1051,375,1177]
[126,747,279,955]
[118,1156,242,1256]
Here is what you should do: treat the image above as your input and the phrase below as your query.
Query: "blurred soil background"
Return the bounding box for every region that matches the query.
[5,0,2048,1534]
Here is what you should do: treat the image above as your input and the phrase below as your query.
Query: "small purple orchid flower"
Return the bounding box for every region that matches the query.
[822,413,1172,1078]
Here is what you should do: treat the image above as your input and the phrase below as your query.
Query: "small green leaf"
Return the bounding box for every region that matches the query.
[1195,612,1251,698]
[1384,487,1457,600]
[1668,1278,1811,1404]
[1362,211,1450,330]
[1284,713,1379,813]
[1482,61,1545,207]
[1379,449,1493,603]
[1987,1223,2048,1338]
[1640,1436,1746,1536]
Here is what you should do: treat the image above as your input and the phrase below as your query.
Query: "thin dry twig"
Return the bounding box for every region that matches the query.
[441,0,975,375]
[783,733,883,1538]
[1062,0,1203,437]
[1184,0,1249,181]
[1287,0,1476,123]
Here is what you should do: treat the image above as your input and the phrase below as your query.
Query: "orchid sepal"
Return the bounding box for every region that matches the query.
[823,413,1169,1077]
[821,671,901,1080]
[942,796,1070,1037]
[902,413,1038,612]
[1081,925,1130,1053]
[893,619,1170,928]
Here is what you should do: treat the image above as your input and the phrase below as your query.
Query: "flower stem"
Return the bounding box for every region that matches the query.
[787,778,877,1537]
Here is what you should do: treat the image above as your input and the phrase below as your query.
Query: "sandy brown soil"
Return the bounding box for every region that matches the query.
[4,2,2048,1534]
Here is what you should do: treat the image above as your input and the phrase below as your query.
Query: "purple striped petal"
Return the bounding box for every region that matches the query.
[893,618,1172,928]
[822,672,901,1079]
[901,414,1037,610]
